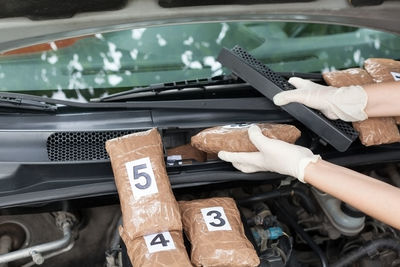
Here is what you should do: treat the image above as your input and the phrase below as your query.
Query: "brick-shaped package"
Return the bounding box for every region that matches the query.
[323,68,400,146]
[120,227,192,267]
[191,123,301,154]
[105,129,182,239]
[167,144,207,164]
[364,58,400,83]
[364,58,400,124]
[179,197,260,267]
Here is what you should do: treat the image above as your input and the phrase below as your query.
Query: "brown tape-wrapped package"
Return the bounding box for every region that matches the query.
[105,129,182,239]
[167,144,207,163]
[364,58,400,83]
[191,123,301,154]
[120,227,192,267]
[364,58,400,124]
[323,68,400,146]
[179,197,260,267]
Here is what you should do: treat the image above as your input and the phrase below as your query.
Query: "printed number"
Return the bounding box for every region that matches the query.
[150,233,170,247]
[133,163,151,190]
[206,210,226,227]
[201,206,232,231]
[144,231,176,253]
[126,157,158,199]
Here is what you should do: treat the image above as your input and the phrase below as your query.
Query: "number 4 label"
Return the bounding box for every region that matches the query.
[125,157,158,200]
[201,206,232,231]
[144,232,176,253]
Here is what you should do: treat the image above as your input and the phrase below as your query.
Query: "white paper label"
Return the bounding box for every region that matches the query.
[222,123,251,129]
[144,231,176,253]
[201,206,232,231]
[390,72,400,81]
[166,155,182,166]
[125,157,158,199]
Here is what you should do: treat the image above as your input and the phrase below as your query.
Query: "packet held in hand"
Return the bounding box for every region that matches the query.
[191,123,301,154]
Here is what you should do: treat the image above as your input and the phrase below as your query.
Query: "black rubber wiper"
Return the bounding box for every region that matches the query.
[94,72,323,102]
[0,95,57,111]
[0,70,322,112]
[94,74,240,102]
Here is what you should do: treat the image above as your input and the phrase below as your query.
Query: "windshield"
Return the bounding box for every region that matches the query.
[0,21,399,102]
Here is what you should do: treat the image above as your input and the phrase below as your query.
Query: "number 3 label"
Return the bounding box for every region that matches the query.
[201,206,232,231]
[144,231,176,253]
[125,157,158,199]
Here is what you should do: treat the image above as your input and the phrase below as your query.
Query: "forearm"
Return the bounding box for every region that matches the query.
[304,159,400,230]
[363,81,400,117]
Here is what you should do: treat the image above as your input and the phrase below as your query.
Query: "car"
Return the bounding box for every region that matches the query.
[0,0,399,266]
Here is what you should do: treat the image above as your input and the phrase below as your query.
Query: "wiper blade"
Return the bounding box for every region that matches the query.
[0,70,323,112]
[0,95,57,111]
[95,74,241,102]
[94,72,323,102]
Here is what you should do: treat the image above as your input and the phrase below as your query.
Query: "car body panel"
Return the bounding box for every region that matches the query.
[0,0,399,52]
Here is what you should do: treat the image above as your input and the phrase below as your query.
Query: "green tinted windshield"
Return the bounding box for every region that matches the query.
[0,22,399,101]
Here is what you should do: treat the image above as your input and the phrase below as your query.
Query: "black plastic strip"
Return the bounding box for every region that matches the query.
[0,92,276,111]
[217,46,358,152]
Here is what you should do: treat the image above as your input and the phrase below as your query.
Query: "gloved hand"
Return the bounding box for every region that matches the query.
[273,77,368,122]
[218,125,320,183]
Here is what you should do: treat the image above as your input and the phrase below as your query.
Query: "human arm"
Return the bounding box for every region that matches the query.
[363,82,400,117]
[273,77,400,121]
[218,125,400,230]
[305,159,400,230]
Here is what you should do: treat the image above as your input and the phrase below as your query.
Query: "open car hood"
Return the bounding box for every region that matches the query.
[0,0,399,53]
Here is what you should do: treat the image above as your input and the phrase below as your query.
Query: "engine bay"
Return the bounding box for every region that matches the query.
[1,162,399,266]
[0,114,399,266]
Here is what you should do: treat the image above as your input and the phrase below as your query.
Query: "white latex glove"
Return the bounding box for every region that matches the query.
[218,125,321,183]
[273,77,368,122]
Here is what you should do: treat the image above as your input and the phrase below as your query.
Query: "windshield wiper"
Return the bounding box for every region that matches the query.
[95,72,322,102]
[0,71,322,112]
[0,95,57,111]
[94,74,241,102]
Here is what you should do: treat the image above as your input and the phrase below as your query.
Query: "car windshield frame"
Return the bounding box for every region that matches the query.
[0,21,399,102]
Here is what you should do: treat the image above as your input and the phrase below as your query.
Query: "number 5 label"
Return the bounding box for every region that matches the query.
[144,231,176,253]
[125,157,159,199]
[201,206,232,231]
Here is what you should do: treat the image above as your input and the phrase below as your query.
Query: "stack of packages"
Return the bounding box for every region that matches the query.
[106,129,191,267]
[323,58,400,146]
[106,128,261,267]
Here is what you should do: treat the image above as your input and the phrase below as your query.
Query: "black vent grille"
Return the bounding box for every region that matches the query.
[232,46,358,140]
[47,130,140,161]
[231,46,294,91]
[230,46,359,139]
[217,46,359,151]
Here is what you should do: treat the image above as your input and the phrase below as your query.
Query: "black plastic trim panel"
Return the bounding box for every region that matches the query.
[217,46,358,152]
[0,108,398,209]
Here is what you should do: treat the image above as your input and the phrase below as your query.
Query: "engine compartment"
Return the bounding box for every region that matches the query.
[1,163,400,266]
[0,118,399,266]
